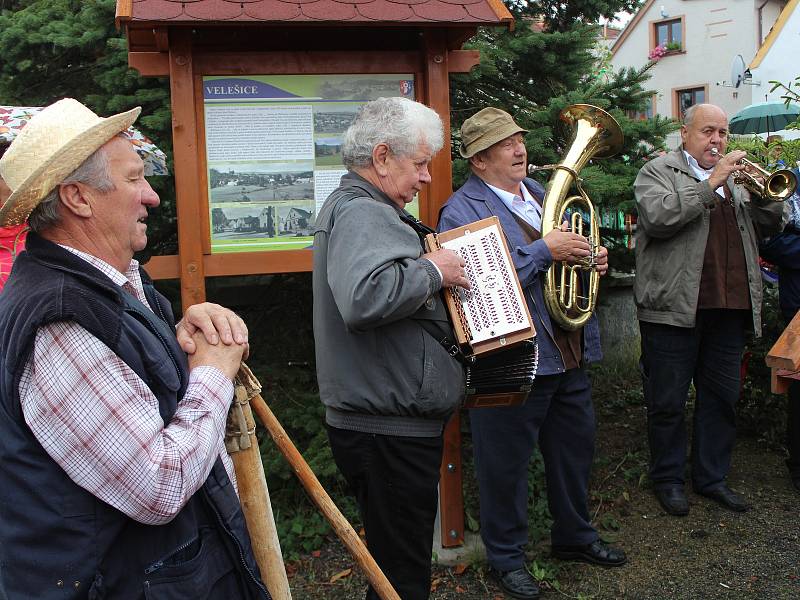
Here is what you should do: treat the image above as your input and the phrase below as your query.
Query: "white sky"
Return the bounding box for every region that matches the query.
[600,11,634,28]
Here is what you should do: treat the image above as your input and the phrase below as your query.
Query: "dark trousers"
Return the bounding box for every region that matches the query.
[327,426,443,600]
[469,368,597,571]
[639,309,748,492]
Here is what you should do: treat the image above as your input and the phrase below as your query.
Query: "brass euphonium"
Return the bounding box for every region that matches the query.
[528,104,624,331]
[709,147,797,201]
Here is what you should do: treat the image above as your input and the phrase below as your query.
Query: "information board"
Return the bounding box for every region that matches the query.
[203,75,416,253]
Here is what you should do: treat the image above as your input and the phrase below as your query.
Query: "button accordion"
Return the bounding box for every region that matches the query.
[426,216,538,408]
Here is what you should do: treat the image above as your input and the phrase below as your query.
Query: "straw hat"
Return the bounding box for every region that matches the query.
[459,107,527,158]
[0,98,141,227]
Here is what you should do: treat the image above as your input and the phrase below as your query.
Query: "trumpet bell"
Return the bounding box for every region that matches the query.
[765,169,797,201]
[712,150,797,202]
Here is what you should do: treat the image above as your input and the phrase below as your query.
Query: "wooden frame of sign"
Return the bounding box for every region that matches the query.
[121,27,487,307]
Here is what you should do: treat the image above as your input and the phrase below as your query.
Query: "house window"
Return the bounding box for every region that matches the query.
[654,17,683,51]
[676,87,705,118]
[628,95,656,121]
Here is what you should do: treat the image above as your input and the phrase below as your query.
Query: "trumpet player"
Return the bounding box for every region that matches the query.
[439,108,623,600]
[634,103,784,517]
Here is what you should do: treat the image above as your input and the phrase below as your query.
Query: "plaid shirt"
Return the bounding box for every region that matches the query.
[18,246,236,525]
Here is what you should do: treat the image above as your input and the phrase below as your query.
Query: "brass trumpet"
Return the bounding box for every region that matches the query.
[710,148,797,201]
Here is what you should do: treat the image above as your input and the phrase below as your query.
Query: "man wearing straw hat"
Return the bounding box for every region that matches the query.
[0,99,271,599]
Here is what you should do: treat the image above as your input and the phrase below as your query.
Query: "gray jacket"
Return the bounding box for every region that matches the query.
[634,148,784,335]
[312,172,465,437]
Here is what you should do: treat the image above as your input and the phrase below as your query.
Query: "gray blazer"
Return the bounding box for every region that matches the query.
[312,172,464,437]
[633,148,784,335]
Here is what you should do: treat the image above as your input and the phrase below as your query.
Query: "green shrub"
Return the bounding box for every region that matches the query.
[728,137,800,170]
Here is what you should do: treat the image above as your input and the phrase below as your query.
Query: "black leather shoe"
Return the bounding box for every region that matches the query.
[654,487,689,516]
[551,539,627,567]
[698,484,749,512]
[489,567,540,600]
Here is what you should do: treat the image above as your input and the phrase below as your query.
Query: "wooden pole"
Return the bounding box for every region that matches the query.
[229,370,292,600]
[168,28,208,311]
[242,366,400,600]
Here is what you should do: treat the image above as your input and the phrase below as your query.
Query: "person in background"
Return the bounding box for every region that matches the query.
[0,98,270,599]
[758,164,800,493]
[313,96,468,600]
[0,140,27,291]
[438,107,624,600]
[634,103,784,517]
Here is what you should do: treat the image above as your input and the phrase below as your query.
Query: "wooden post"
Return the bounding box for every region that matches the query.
[169,29,208,311]
[422,30,453,227]
[421,30,465,548]
[439,413,464,547]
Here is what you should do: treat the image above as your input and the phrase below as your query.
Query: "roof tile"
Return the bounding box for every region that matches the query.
[384,0,430,5]
[282,0,324,6]
[301,0,358,19]
[463,0,498,20]
[411,0,469,21]
[185,1,244,19]
[244,0,303,19]
[356,0,414,20]
[436,0,485,5]
[132,0,184,21]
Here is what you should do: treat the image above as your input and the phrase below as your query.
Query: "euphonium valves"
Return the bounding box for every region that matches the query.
[529,104,624,332]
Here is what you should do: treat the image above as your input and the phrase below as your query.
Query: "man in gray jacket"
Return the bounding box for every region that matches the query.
[313,97,468,600]
[634,103,783,516]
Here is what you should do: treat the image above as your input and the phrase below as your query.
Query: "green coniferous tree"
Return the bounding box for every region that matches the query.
[0,0,175,254]
[451,2,678,270]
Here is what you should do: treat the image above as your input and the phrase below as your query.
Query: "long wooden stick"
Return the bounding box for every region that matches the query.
[246,380,401,600]
[228,375,292,600]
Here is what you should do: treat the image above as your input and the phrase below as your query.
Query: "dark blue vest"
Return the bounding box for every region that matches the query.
[0,234,269,600]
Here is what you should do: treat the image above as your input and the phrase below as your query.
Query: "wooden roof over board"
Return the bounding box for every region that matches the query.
[116,0,514,28]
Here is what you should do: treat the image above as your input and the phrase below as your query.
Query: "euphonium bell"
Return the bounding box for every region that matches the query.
[528,104,623,332]
[710,148,797,201]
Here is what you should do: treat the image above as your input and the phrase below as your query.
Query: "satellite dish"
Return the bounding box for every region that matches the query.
[730,54,746,89]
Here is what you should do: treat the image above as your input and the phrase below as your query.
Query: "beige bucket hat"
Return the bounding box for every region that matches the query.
[459,107,528,158]
[0,98,141,227]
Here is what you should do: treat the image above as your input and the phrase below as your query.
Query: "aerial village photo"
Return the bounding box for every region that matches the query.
[209,161,316,252]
